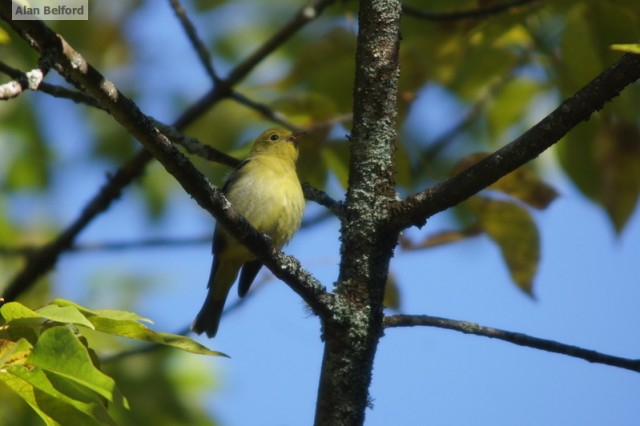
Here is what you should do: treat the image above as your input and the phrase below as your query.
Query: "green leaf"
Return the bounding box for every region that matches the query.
[4,365,116,426]
[594,119,640,233]
[88,316,228,358]
[271,91,338,127]
[556,118,601,200]
[468,196,540,295]
[278,28,356,113]
[27,326,128,408]
[0,302,43,323]
[322,142,350,189]
[36,305,95,329]
[558,117,640,233]
[487,79,543,140]
[1,301,94,329]
[51,299,151,323]
[50,299,226,356]
[561,2,640,93]
[561,3,604,92]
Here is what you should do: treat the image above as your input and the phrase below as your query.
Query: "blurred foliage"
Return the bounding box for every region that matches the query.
[0,299,222,425]
[1,0,640,423]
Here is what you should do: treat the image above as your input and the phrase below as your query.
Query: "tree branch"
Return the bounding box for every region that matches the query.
[168,0,220,84]
[389,52,640,231]
[0,61,46,100]
[225,0,336,87]
[384,314,640,373]
[0,5,332,318]
[314,0,402,424]
[0,0,335,302]
[1,149,153,303]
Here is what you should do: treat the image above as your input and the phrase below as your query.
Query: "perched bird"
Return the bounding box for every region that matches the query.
[192,128,305,338]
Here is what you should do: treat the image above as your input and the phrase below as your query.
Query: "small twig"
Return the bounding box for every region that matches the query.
[384,314,640,373]
[303,113,353,133]
[398,225,482,250]
[402,0,542,21]
[2,150,153,303]
[37,81,103,108]
[168,0,220,84]
[0,62,45,100]
[0,236,211,258]
[302,183,344,219]
[151,119,240,167]
[230,90,301,131]
[225,0,336,87]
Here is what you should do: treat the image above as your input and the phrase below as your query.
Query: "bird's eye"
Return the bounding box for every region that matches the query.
[269,134,280,141]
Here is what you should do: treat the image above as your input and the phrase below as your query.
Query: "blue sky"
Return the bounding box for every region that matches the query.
[10,1,640,425]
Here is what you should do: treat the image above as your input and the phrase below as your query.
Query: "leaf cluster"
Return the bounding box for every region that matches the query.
[0,299,223,425]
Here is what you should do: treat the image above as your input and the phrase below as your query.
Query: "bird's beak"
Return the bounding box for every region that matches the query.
[289,132,306,144]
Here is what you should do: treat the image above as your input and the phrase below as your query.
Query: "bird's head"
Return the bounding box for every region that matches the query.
[250,128,303,162]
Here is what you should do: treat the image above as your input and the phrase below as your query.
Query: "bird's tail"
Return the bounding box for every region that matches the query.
[192,260,240,338]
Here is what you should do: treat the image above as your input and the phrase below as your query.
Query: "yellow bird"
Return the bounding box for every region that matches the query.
[192,128,305,338]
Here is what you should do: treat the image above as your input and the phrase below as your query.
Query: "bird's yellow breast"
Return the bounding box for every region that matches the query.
[223,154,304,254]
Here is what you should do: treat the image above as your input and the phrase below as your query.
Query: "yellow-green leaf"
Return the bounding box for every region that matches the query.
[3,365,115,426]
[322,142,350,189]
[0,302,42,324]
[0,27,9,44]
[487,79,543,141]
[0,337,32,367]
[610,43,640,54]
[383,273,401,311]
[50,299,225,356]
[87,316,228,358]
[468,196,540,295]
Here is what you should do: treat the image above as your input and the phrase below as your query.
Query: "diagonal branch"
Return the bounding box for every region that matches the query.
[384,314,640,373]
[0,0,335,302]
[1,149,152,303]
[389,52,640,231]
[0,6,332,318]
[168,0,220,84]
[225,0,336,87]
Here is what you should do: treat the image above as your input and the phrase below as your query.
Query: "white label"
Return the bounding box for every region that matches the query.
[12,0,89,21]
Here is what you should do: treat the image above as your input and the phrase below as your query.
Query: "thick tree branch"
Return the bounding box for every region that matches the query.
[314,0,402,425]
[384,314,640,373]
[389,52,640,231]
